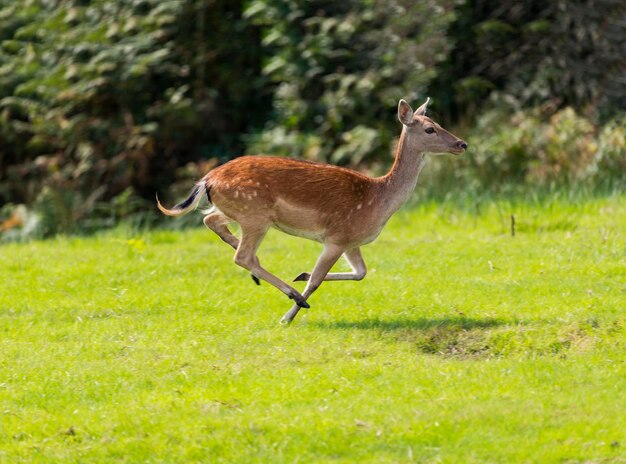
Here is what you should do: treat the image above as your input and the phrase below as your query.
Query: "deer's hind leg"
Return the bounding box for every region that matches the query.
[204,211,261,285]
[234,223,309,308]
[203,211,239,249]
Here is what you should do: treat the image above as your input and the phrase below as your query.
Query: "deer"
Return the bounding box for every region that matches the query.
[157,98,467,324]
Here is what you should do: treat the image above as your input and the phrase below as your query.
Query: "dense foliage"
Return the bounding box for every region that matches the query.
[0,0,624,237]
[245,0,456,164]
[0,0,267,234]
[430,0,626,123]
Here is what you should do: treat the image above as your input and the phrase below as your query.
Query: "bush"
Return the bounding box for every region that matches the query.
[0,0,268,237]
[423,97,626,195]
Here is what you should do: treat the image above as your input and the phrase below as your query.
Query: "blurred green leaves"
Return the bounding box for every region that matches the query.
[0,0,268,235]
[431,0,625,122]
[245,0,456,164]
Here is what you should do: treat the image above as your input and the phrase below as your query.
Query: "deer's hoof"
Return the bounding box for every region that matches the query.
[288,291,310,309]
[293,272,310,282]
[251,274,261,285]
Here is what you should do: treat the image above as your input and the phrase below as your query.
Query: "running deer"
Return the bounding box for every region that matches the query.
[157,98,467,324]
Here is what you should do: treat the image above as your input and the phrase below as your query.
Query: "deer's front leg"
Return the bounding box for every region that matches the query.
[281,244,345,324]
[293,247,366,282]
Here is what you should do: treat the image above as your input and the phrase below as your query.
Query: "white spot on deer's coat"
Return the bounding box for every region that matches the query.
[357,203,362,210]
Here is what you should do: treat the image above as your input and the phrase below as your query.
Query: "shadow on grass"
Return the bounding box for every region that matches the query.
[314,315,517,358]
[314,315,508,332]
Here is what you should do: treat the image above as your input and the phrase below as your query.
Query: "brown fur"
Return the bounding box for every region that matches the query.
[204,156,381,247]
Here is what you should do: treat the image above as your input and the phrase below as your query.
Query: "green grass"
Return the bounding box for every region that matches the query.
[1,194,625,463]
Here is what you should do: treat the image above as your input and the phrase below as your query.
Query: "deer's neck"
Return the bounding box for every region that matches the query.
[379,127,426,215]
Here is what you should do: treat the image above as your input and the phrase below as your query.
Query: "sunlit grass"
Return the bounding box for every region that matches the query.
[1,194,625,463]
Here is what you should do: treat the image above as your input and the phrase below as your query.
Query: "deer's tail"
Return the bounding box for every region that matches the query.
[156,182,209,217]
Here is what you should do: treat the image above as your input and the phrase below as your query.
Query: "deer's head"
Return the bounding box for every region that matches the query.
[398,98,467,155]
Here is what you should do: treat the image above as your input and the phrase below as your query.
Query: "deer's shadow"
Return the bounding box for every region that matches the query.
[314,315,507,332]
[313,315,517,357]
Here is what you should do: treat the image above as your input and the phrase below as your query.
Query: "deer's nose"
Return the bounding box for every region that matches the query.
[456,140,468,150]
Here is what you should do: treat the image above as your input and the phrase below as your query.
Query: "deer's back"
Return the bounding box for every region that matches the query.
[205,156,381,244]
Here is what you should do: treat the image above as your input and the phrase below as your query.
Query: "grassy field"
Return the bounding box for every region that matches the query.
[1,194,625,463]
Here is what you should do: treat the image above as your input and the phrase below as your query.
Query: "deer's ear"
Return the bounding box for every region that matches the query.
[398,99,414,125]
[414,97,431,116]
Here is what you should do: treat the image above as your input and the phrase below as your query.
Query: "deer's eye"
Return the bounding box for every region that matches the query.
[425,127,436,134]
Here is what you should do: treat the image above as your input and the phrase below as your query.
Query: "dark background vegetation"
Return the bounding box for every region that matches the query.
[0,0,624,237]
